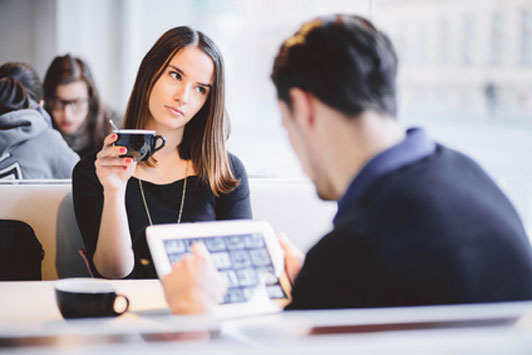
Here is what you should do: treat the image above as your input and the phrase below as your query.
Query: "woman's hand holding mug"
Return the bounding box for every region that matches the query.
[95,133,137,192]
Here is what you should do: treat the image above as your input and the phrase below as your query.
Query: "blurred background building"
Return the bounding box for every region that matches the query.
[375,0,532,124]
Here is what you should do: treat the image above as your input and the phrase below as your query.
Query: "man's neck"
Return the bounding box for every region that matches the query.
[325,111,405,200]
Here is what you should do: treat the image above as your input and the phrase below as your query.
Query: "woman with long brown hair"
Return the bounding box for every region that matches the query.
[43,54,118,157]
[72,26,252,279]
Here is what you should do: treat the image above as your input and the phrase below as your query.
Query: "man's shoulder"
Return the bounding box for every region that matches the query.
[393,143,479,176]
[366,143,494,200]
[336,141,524,247]
[430,143,486,171]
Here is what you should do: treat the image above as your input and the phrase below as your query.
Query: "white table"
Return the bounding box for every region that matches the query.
[0,280,166,320]
[2,280,532,354]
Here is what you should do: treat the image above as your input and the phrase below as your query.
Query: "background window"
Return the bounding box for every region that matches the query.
[520,9,532,67]
[0,0,531,234]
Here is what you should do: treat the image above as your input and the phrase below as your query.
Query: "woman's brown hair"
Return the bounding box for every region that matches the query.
[43,54,114,156]
[123,26,238,196]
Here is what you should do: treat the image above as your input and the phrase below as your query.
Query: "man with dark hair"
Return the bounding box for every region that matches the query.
[161,14,532,313]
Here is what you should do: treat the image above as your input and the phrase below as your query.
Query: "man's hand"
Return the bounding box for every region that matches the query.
[278,233,305,286]
[160,243,227,315]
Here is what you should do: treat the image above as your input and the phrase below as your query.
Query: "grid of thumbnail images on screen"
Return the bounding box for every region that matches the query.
[164,233,287,303]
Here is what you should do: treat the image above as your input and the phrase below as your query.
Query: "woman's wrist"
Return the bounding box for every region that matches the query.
[103,184,127,198]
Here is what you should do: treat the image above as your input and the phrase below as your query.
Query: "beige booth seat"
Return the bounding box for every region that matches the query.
[0,179,336,280]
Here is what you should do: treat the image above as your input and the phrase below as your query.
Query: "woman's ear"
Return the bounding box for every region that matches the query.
[288,88,315,129]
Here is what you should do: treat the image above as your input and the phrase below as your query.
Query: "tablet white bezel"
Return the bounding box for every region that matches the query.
[146,220,292,317]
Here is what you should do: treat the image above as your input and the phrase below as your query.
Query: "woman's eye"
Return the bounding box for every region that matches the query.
[169,71,181,80]
[196,86,207,95]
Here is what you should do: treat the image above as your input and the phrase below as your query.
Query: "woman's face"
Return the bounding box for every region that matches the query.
[51,80,90,135]
[148,45,214,132]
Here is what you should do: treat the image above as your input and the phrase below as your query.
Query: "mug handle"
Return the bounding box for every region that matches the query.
[153,135,166,153]
[113,294,130,316]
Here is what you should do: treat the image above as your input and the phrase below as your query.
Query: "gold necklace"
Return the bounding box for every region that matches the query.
[138,160,189,225]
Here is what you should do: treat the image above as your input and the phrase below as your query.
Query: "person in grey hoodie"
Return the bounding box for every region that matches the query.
[0,62,52,127]
[0,76,79,179]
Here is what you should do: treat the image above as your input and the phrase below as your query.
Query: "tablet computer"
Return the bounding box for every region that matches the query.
[146,220,292,317]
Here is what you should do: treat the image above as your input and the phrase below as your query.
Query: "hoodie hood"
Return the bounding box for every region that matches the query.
[0,108,48,154]
[28,98,52,127]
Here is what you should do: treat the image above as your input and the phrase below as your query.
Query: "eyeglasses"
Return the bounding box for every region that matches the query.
[51,97,89,113]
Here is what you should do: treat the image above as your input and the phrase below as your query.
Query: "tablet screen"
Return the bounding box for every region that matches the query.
[163,232,287,304]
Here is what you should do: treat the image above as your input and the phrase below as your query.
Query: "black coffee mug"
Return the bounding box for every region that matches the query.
[55,278,130,319]
[113,129,166,162]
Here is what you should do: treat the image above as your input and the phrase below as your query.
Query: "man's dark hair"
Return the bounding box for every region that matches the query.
[271,14,398,117]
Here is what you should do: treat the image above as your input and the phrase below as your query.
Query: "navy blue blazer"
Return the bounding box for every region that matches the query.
[286,144,532,309]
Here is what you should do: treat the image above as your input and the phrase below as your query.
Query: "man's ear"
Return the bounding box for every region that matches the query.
[288,88,315,128]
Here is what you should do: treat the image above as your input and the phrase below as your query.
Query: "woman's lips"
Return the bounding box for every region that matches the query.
[59,121,76,133]
[165,105,184,117]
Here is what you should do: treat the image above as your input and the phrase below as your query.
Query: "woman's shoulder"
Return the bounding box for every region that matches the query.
[227,152,246,176]
[73,151,98,181]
